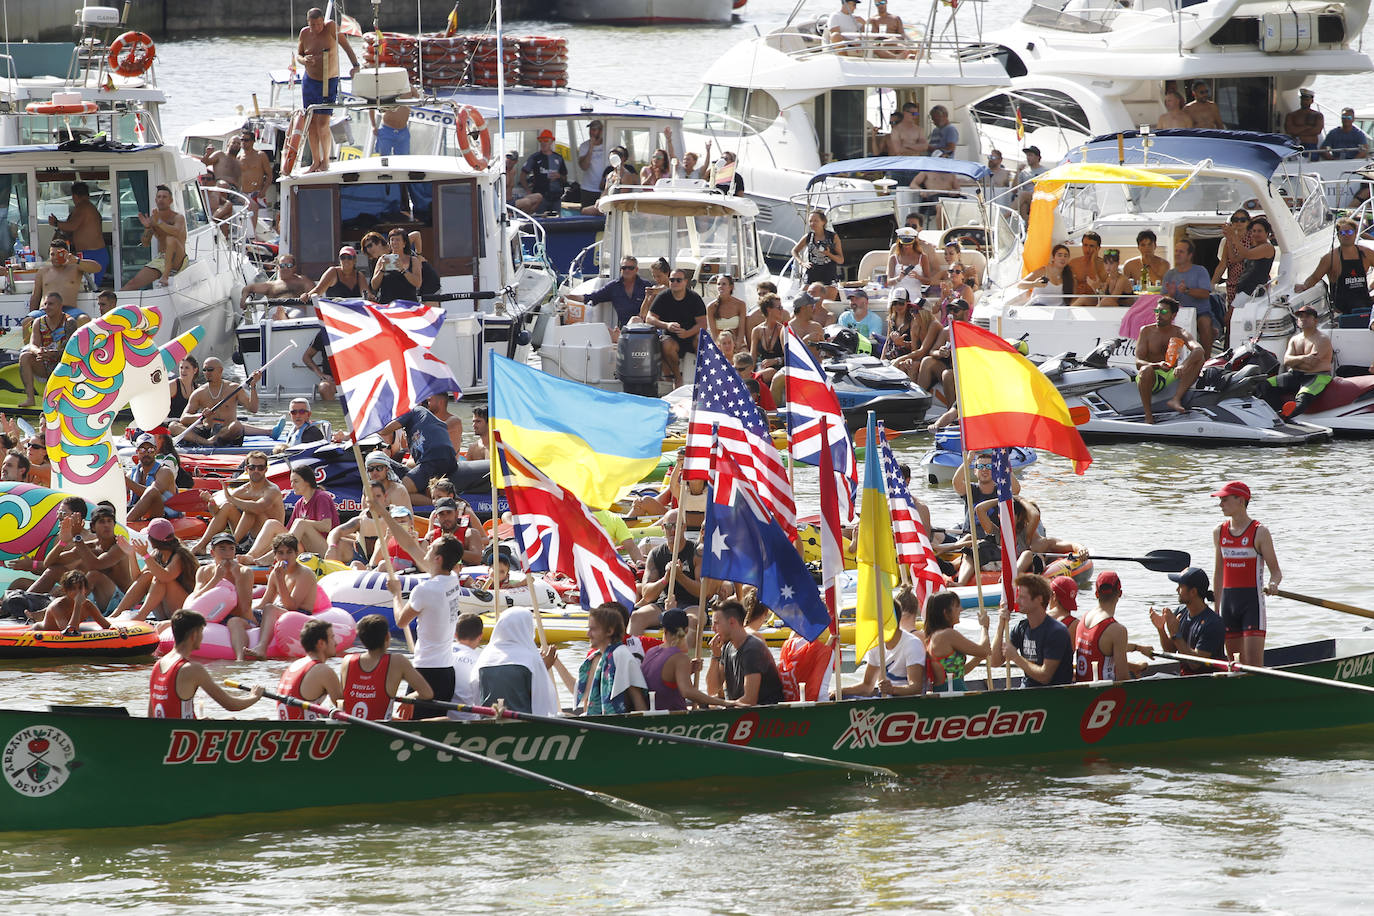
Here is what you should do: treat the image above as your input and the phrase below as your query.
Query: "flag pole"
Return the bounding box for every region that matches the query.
[691,427,721,689]
[948,321,997,691]
[490,426,503,620]
[865,411,890,695]
[819,424,843,702]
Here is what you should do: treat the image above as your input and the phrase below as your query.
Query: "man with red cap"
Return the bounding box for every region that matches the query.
[1074,571,1131,682]
[1211,481,1281,667]
[518,128,568,214]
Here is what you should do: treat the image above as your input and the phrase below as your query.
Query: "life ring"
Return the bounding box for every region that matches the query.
[280,109,306,176]
[25,100,100,116]
[107,31,157,78]
[454,104,491,170]
[522,78,568,89]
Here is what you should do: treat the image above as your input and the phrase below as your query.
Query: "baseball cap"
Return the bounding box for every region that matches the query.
[1168,566,1210,594]
[588,119,603,128]
[660,608,690,632]
[1050,576,1078,611]
[1294,304,1318,317]
[792,291,816,310]
[432,496,458,513]
[1023,145,1041,157]
[895,226,918,241]
[210,532,237,547]
[1210,480,1251,501]
[849,287,869,300]
[135,431,157,447]
[538,129,554,141]
[147,518,175,542]
[338,245,357,258]
[891,286,911,302]
[1094,570,1122,594]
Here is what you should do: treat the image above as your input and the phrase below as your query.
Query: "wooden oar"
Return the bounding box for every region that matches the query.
[395,696,899,780]
[1044,549,1190,573]
[1154,650,1374,697]
[226,681,672,824]
[1275,588,1374,622]
[173,342,298,445]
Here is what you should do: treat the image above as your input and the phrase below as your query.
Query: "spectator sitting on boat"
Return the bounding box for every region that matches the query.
[935,264,974,323]
[239,252,314,315]
[633,510,699,622]
[21,497,90,594]
[239,464,339,562]
[1283,89,1324,153]
[302,246,371,303]
[1122,229,1170,289]
[363,450,414,513]
[750,293,789,385]
[1048,575,1080,646]
[1,449,26,483]
[915,299,967,406]
[889,102,929,157]
[717,328,738,363]
[575,603,648,714]
[707,598,785,705]
[341,613,433,721]
[166,354,199,426]
[1014,146,1047,221]
[449,612,485,712]
[476,608,560,716]
[30,241,98,317]
[640,127,676,186]
[826,0,865,55]
[56,505,134,620]
[18,292,78,407]
[1067,232,1107,304]
[378,402,460,495]
[123,185,189,291]
[564,255,649,331]
[991,573,1073,688]
[1014,243,1074,307]
[637,257,672,320]
[1087,249,1134,308]
[923,590,991,692]
[839,287,884,343]
[873,110,905,155]
[1134,297,1205,424]
[643,608,737,710]
[1156,90,1192,130]
[707,273,749,343]
[927,106,959,157]
[645,267,707,387]
[426,496,485,565]
[1148,566,1225,675]
[677,141,708,180]
[577,120,607,205]
[1162,239,1218,354]
[114,518,198,621]
[466,407,490,462]
[126,432,179,523]
[242,533,328,661]
[1320,107,1370,161]
[190,450,282,555]
[841,600,928,697]
[517,129,568,215]
[24,439,52,488]
[149,610,266,717]
[47,182,110,286]
[881,293,914,358]
[182,533,254,658]
[1074,572,1131,682]
[865,0,913,58]
[421,391,464,455]
[1226,216,1277,299]
[888,226,937,301]
[170,356,258,448]
[1184,81,1224,129]
[240,398,327,451]
[1211,480,1281,667]
[893,291,942,379]
[275,619,344,718]
[787,291,826,347]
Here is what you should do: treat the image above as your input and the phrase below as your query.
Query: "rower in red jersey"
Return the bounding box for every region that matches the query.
[148,610,264,719]
[1211,481,1281,667]
[340,614,433,720]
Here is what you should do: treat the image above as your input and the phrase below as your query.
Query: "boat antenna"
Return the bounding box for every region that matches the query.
[783,0,808,29]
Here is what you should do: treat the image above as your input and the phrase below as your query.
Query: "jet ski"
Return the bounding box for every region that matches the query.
[816,331,933,432]
[1038,339,1332,446]
[918,427,1037,486]
[1215,338,1374,438]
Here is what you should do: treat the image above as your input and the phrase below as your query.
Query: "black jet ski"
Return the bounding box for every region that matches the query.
[816,331,933,431]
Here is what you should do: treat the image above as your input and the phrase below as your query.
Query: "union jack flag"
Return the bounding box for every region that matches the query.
[315,298,461,441]
[783,326,857,521]
[495,434,637,611]
[683,331,796,536]
[992,448,1019,612]
[876,422,944,605]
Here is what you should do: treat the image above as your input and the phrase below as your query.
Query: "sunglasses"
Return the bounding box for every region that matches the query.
[339,254,355,260]
[1154,307,1172,314]
[1340,229,1356,236]
[669,277,685,283]
[951,268,963,273]
[621,265,637,271]
[289,408,310,415]
[247,463,268,471]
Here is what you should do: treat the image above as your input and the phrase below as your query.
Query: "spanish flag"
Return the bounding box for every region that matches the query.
[950,321,1092,474]
[855,411,899,659]
[1014,104,1025,142]
[489,352,671,509]
[446,2,461,37]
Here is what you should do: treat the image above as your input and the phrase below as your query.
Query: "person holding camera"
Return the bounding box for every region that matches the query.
[372,228,424,304]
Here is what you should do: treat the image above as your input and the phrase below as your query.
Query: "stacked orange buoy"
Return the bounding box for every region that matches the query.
[517,36,568,88]
[361,33,570,89]
[469,36,519,87]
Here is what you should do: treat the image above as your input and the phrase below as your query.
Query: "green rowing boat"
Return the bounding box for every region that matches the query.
[3,637,1373,831]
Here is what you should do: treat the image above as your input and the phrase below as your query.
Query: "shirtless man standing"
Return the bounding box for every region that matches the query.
[171,356,260,447]
[1283,89,1324,153]
[236,132,274,233]
[466,406,489,462]
[191,450,282,555]
[29,241,98,315]
[122,185,187,290]
[46,183,109,286]
[888,101,930,156]
[201,136,242,188]
[1134,296,1205,423]
[297,7,360,173]
[1260,304,1334,417]
[1156,91,1192,130]
[19,292,78,407]
[1184,81,1224,130]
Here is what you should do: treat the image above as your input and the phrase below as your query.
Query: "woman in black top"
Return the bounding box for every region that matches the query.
[1233,217,1276,297]
[304,244,373,302]
[792,209,845,300]
[372,228,425,304]
[167,354,198,424]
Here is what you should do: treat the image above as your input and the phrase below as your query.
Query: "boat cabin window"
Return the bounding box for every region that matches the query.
[1174,79,1273,134]
[972,90,1090,142]
[34,170,112,259]
[293,186,340,278]
[19,110,143,146]
[617,208,754,281]
[684,84,779,136]
[0,173,31,258]
[115,171,151,286]
[349,107,451,158]
[181,183,208,231]
[435,180,481,275]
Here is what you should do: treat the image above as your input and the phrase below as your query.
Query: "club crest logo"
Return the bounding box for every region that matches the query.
[3,726,76,797]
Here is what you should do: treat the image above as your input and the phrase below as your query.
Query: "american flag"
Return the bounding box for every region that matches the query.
[683,331,796,535]
[495,435,637,611]
[783,326,857,521]
[315,298,461,441]
[876,423,944,604]
[992,448,1019,612]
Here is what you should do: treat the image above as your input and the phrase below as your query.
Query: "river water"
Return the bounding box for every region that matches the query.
[3,1,1374,911]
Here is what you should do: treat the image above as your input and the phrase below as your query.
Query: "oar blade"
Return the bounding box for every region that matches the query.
[1138,549,1191,573]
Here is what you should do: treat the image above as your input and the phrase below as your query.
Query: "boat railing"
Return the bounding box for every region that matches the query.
[567,238,602,284]
[507,203,559,279]
[774,0,988,71]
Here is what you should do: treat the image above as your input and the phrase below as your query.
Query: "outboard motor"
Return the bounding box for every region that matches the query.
[617,325,661,396]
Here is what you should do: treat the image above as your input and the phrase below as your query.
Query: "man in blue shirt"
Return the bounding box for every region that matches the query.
[565,255,648,329]
[1149,567,1225,674]
[378,405,459,495]
[838,288,885,344]
[992,573,1073,688]
[1321,108,1370,161]
[928,105,959,157]
[1161,239,1218,354]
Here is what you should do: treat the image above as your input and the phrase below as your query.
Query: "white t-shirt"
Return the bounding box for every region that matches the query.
[608,643,648,706]
[578,139,606,184]
[861,629,927,685]
[408,573,464,668]
[827,11,860,39]
[449,642,482,719]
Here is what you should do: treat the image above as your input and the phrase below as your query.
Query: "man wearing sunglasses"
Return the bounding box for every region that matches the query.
[1320,106,1368,161]
[126,432,179,524]
[1134,297,1204,424]
[244,397,327,450]
[1295,217,1374,326]
[1184,80,1224,130]
[564,256,648,330]
[171,357,259,448]
[190,450,285,555]
[645,269,706,387]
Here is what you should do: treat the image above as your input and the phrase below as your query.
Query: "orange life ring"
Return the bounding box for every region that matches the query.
[25,100,99,115]
[107,31,156,78]
[454,104,491,169]
[522,78,568,89]
[280,109,307,176]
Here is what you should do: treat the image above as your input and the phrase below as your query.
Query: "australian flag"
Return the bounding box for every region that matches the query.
[701,447,829,641]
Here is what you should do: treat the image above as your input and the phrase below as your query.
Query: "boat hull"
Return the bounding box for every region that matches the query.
[4,638,1373,831]
[554,0,736,25]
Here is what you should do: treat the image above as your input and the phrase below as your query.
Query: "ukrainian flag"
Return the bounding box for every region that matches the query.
[489,352,671,509]
[855,411,898,659]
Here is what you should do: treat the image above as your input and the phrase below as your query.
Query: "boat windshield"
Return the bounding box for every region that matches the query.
[18,110,149,145]
[1019,0,1136,34]
[1057,171,1330,230]
[616,209,760,281]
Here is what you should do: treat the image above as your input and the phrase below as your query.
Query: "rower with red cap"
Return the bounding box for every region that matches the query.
[1074,572,1131,682]
[1047,575,1080,646]
[1211,481,1281,667]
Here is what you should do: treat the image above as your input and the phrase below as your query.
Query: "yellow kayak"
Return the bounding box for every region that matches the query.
[660,430,788,453]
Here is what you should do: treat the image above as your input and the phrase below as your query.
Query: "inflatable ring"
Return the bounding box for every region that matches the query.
[280,109,306,176]
[25,100,100,116]
[107,31,157,78]
[455,104,491,170]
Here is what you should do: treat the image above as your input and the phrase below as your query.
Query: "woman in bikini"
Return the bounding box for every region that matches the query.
[707,274,749,342]
[922,590,991,692]
[750,294,788,385]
